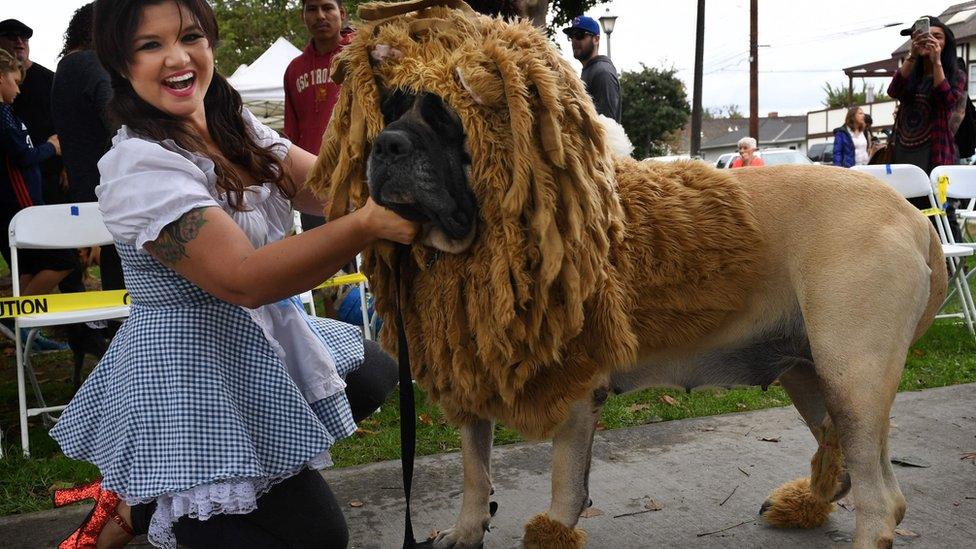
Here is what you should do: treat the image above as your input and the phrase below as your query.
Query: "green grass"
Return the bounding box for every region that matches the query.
[6,319,972,517]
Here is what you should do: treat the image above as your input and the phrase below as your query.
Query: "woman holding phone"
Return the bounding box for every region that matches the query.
[888,16,967,172]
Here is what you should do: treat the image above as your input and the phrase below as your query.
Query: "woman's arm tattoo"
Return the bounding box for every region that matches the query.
[146,208,209,266]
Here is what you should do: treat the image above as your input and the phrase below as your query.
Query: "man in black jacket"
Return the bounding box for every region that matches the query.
[563,15,621,122]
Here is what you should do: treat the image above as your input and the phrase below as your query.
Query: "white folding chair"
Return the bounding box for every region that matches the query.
[292,210,318,316]
[853,164,976,333]
[10,203,130,456]
[930,165,976,245]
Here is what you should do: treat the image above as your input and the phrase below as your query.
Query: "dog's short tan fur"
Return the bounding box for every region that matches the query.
[307,3,946,547]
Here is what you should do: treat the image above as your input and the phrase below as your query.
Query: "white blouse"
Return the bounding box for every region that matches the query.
[95,109,346,405]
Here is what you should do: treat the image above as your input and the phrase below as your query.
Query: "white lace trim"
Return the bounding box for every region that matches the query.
[137,451,333,548]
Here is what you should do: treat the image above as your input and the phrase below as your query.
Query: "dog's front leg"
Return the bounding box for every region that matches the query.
[433,418,494,548]
[524,387,606,548]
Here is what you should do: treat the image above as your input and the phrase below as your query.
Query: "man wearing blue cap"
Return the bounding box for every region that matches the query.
[563,15,621,122]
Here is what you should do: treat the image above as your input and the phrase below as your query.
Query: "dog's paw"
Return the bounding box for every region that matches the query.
[431,524,486,549]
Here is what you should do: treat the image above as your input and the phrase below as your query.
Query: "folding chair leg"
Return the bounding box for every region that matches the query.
[15,328,31,456]
[951,261,976,335]
[21,335,59,426]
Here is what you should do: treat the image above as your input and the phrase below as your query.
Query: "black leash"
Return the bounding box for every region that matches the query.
[394,245,432,548]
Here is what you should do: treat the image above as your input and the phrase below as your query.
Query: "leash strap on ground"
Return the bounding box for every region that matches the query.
[394,245,425,548]
[0,273,368,319]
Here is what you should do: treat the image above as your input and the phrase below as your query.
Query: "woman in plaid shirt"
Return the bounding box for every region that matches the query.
[888,16,968,172]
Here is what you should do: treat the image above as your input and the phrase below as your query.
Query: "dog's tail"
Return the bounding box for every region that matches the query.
[911,222,948,343]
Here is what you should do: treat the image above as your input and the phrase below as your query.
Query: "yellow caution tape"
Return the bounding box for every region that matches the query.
[921,208,947,217]
[316,272,367,289]
[937,174,949,205]
[0,272,368,319]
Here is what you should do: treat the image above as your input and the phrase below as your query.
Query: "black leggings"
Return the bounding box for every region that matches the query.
[130,339,397,548]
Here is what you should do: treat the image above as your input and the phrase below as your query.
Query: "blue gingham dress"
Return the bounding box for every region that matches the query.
[49,110,362,548]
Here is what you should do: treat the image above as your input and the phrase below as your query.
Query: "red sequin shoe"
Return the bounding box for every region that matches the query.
[54,478,133,548]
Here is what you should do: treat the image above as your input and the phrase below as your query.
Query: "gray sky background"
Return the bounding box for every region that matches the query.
[6,0,956,115]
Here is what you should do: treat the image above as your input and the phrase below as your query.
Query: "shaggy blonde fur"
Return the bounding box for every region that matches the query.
[522,514,587,549]
[307,1,760,437]
[761,478,836,529]
[763,422,846,529]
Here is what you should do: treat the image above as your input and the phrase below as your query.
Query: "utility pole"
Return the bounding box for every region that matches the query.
[691,0,705,158]
[749,0,759,141]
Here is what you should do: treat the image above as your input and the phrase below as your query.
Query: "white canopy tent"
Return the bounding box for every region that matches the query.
[227,37,302,129]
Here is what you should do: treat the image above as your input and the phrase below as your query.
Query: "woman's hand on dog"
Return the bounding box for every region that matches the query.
[358,197,420,245]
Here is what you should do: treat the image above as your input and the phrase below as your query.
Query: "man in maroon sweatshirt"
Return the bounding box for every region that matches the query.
[284,0,350,155]
[284,0,352,230]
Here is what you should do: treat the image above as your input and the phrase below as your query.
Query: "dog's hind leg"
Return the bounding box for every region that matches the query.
[761,363,849,529]
[793,252,926,549]
[433,418,494,549]
[523,385,607,549]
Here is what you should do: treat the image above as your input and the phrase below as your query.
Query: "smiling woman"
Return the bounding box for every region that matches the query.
[45,1,419,548]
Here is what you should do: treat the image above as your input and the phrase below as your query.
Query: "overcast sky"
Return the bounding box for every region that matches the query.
[6,0,956,115]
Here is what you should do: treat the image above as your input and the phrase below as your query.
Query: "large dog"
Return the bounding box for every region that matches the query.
[308,3,947,548]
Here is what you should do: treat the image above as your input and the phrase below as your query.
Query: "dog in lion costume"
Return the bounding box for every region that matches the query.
[306,1,947,547]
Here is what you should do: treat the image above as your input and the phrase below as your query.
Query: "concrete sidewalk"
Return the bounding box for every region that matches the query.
[4,384,975,548]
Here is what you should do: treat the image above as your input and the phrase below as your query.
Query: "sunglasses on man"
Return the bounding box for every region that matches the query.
[566,30,594,41]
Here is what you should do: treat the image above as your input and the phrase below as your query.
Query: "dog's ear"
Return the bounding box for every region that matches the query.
[455,59,504,107]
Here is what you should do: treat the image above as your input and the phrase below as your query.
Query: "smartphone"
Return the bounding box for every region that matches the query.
[914,16,930,35]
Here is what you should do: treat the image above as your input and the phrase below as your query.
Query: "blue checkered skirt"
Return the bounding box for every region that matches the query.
[50,243,362,545]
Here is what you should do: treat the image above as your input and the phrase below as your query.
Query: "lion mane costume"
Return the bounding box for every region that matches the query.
[308,0,759,439]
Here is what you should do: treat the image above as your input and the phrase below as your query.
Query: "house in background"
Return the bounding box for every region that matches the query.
[697,113,806,162]
[809,1,976,150]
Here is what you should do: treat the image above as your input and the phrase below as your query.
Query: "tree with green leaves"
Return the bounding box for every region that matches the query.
[212,0,369,73]
[619,65,691,159]
[821,81,889,108]
[212,0,609,73]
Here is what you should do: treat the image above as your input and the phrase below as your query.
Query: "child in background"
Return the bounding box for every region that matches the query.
[0,48,75,350]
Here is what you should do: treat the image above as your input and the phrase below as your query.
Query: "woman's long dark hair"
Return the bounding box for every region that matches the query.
[61,2,95,57]
[93,0,291,210]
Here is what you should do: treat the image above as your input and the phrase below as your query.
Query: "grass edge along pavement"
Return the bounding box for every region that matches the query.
[2,318,975,517]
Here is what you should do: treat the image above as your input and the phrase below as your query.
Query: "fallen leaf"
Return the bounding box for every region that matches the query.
[644,499,664,511]
[349,500,364,508]
[895,528,919,538]
[595,421,606,431]
[579,506,605,518]
[355,428,377,436]
[427,529,440,541]
[911,349,925,358]
[700,426,716,432]
[660,395,679,406]
[737,403,747,409]
[419,413,433,426]
[961,452,976,462]
[626,403,651,413]
[758,436,780,443]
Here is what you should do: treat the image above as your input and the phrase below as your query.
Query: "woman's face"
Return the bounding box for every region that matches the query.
[127,0,213,124]
[0,70,21,104]
[855,109,865,125]
[930,26,946,49]
[738,143,755,159]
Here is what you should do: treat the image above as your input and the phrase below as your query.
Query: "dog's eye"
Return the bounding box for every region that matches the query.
[420,94,462,141]
[381,89,414,125]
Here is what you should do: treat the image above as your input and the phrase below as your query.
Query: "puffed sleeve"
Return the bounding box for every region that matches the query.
[95,138,221,251]
[243,107,292,161]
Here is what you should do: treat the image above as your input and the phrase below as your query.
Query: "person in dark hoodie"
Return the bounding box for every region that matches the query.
[563,15,621,122]
[0,48,73,351]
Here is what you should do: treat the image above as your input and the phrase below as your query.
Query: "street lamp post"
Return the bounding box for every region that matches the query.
[599,9,618,61]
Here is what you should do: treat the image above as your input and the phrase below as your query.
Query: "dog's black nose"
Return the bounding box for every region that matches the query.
[373,130,413,160]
